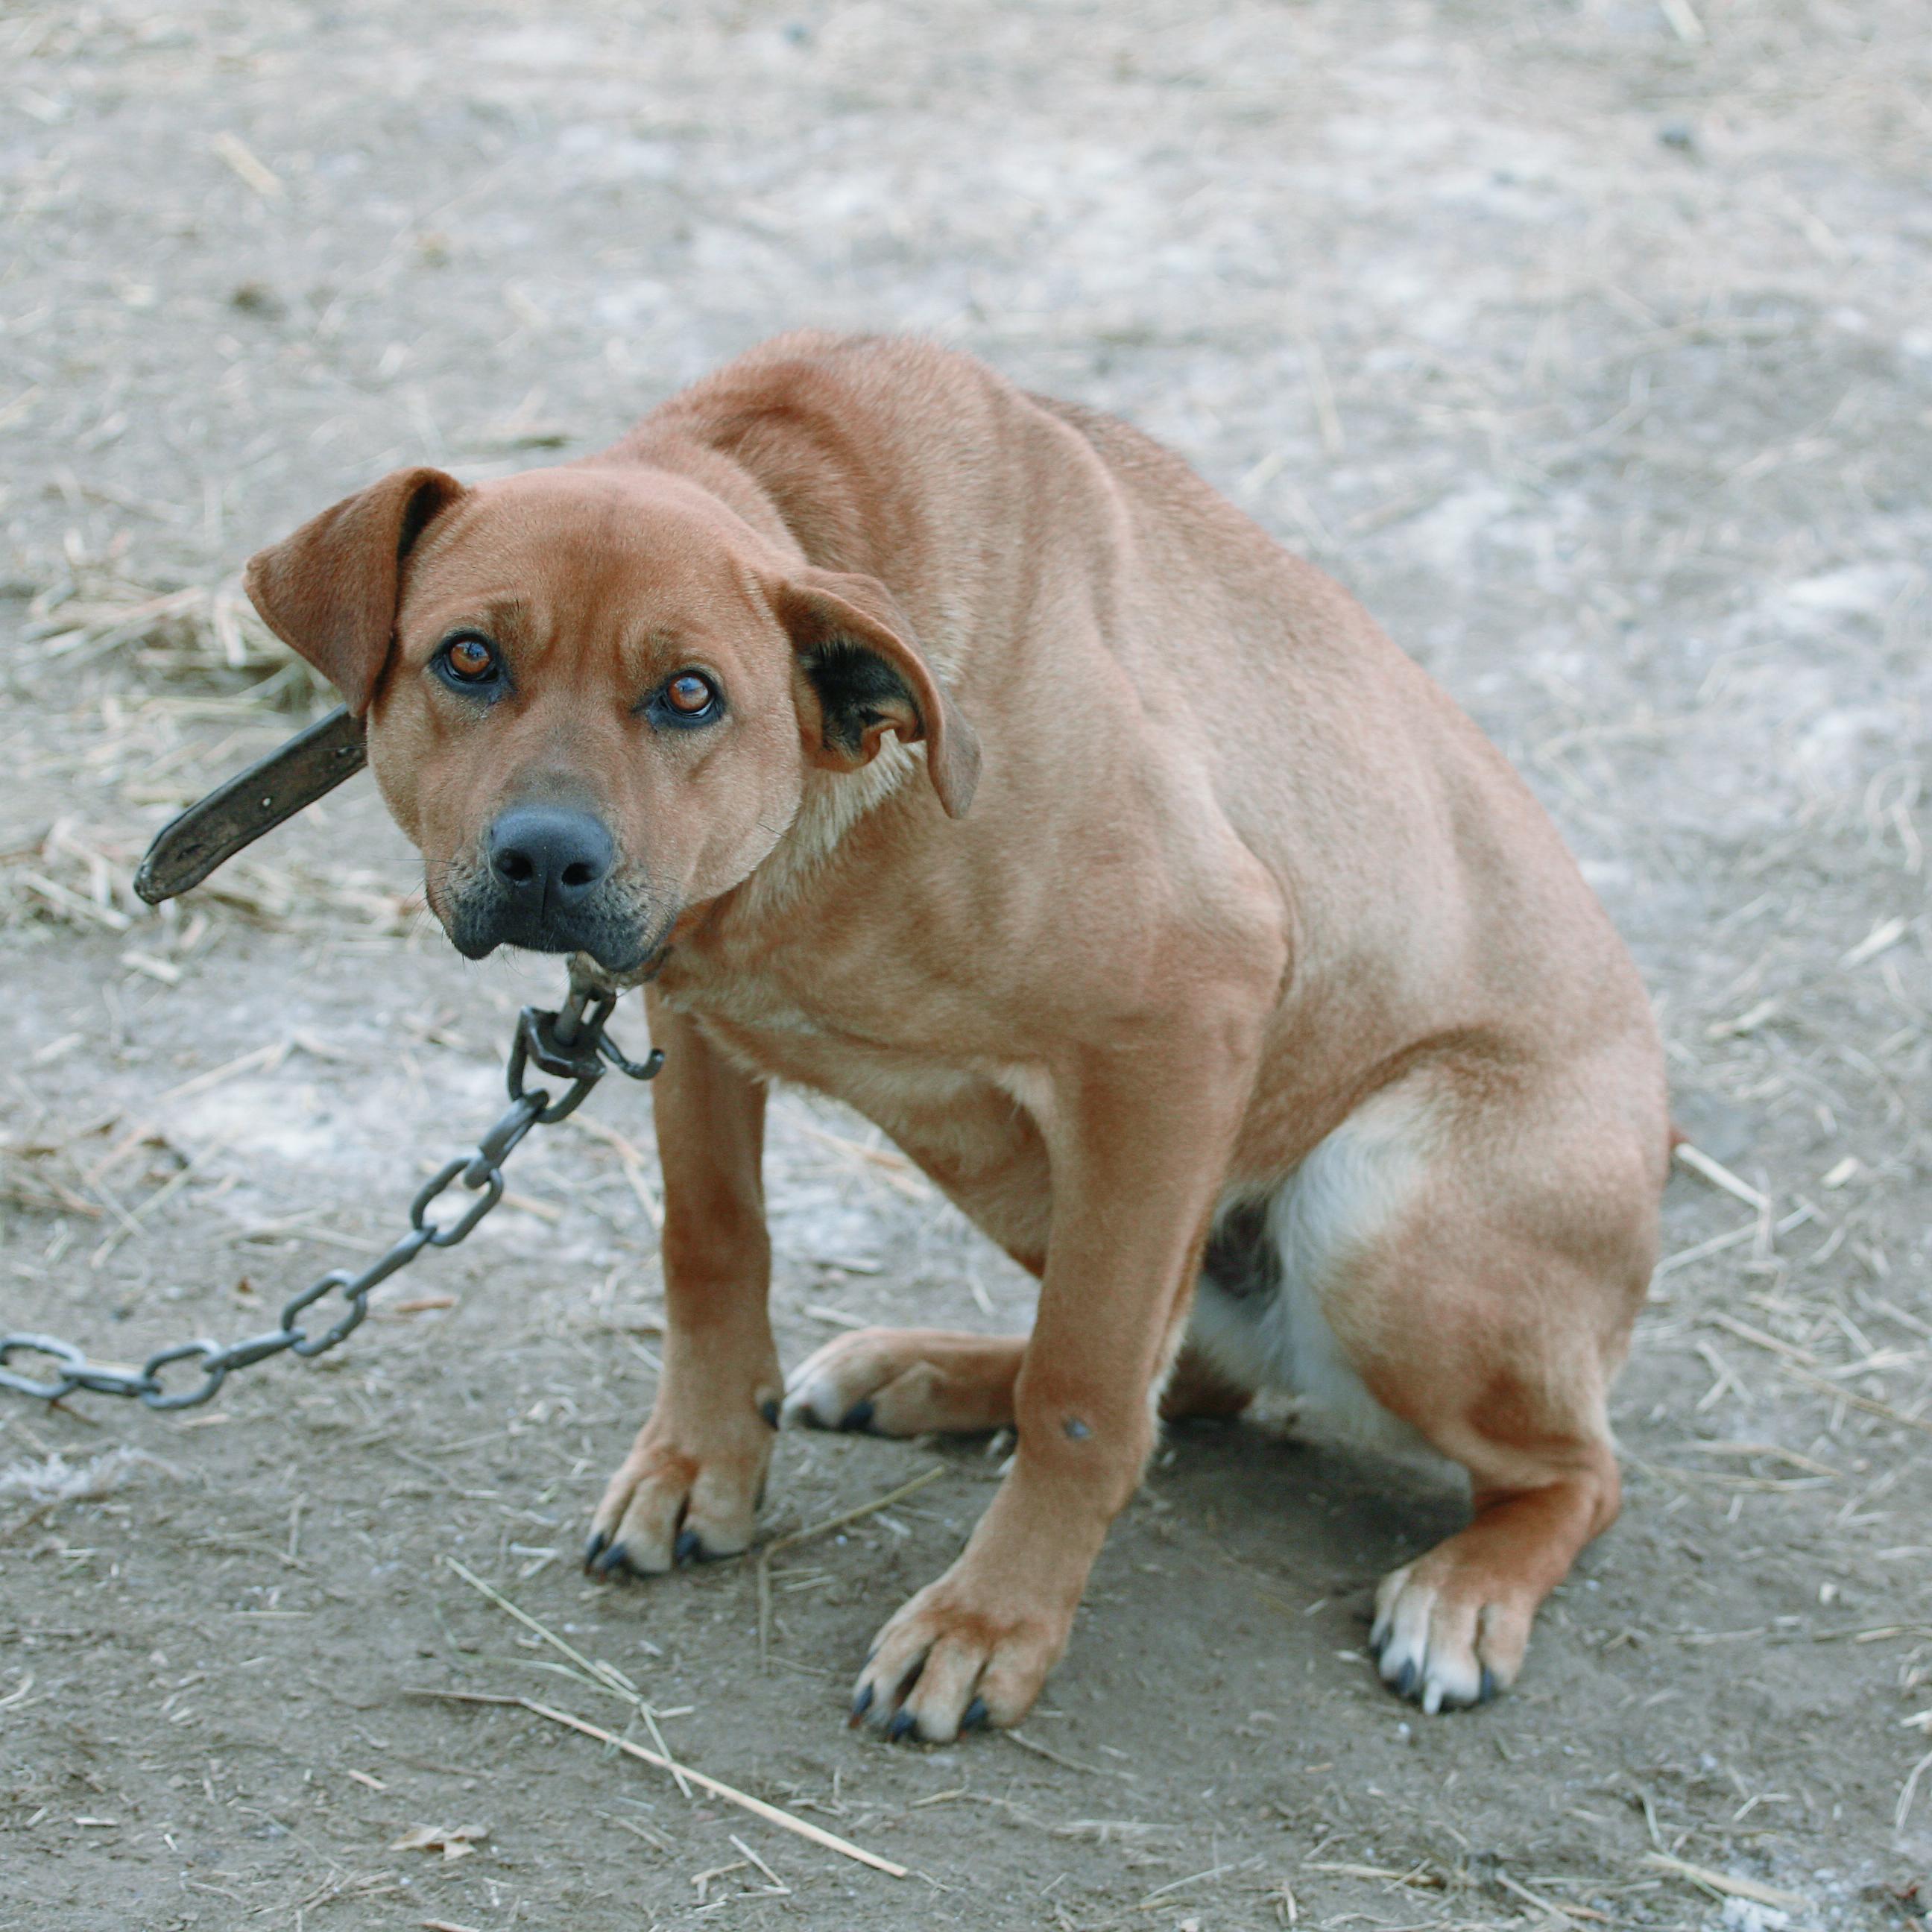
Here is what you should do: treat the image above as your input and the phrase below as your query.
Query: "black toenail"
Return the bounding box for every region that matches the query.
[594,1541,632,1577]
[675,1528,701,1565]
[584,1530,607,1570]
[1395,1660,1417,1698]
[839,1399,875,1433]
[850,1683,875,1724]
[962,1696,989,1731]
[760,1397,780,1429]
[886,1709,916,1742]
[1478,1666,1497,1704]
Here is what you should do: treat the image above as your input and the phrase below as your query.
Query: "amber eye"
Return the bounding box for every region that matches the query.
[443,634,496,682]
[666,672,716,715]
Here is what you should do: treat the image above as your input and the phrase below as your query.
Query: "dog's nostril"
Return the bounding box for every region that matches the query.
[487,806,615,908]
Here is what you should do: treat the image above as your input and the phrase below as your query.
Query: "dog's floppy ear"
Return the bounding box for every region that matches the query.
[243,467,466,716]
[771,568,980,819]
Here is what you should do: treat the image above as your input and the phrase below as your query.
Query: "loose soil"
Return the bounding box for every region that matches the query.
[3,3,1930,1928]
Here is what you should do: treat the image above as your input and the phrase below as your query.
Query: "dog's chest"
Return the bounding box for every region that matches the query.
[653,956,985,1126]
[657,956,830,1046]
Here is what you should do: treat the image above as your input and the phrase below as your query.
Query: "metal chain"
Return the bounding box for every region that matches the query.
[0,962,662,1412]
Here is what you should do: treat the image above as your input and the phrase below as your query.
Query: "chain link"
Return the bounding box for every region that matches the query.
[1,962,662,1412]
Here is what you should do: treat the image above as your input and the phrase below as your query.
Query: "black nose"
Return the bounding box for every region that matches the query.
[487,806,614,908]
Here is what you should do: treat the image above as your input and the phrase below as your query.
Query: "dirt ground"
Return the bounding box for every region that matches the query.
[3,1,1930,1927]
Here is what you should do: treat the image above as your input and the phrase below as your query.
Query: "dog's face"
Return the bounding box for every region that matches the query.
[244,464,977,974]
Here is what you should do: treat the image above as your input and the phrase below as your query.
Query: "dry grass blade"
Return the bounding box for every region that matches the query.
[16,870,131,931]
[1492,1869,1609,1924]
[89,1132,232,1266]
[0,1147,104,1219]
[1641,1852,1808,1911]
[1673,1142,1769,1210]
[1702,1313,1932,1434]
[1897,1747,1932,1830]
[209,131,284,200]
[756,1464,947,1661]
[1703,1310,1819,1366]
[1684,1441,1840,1478]
[441,1557,690,1795]
[1303,1860,1442,1889]
[25,561,306,685]
[1003,1730,1134,1780]
[1781,1362,1932,1439]
[730,1831,789,1892]
[156,1042,291,1105]
[413,1690,907,1878]
[1656,0,1705,44]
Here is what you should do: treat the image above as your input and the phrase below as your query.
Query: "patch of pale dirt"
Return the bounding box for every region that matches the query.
[2,3,1930,1928]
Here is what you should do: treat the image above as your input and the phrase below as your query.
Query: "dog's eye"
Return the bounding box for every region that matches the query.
[652,671,722,727]
[437,633,502,689]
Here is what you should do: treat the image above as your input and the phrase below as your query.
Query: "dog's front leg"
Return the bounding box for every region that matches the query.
[586,994,782,1577]
[849,1023,1258,1743]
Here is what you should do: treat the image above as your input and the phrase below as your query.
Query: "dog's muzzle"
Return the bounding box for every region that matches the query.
[447,805,657,972]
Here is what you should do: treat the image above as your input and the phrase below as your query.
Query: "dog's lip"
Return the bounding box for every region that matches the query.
[438,908,678,982]
[446,929,672,978]
[575,930,675,986]
[588,950,672,988]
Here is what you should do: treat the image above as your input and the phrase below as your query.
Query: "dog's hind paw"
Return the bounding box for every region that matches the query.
[783,1328,1023,1437]
[1368,1562,1527,1714]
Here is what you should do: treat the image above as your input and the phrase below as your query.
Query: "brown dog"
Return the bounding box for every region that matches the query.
[244,332,1667,1738]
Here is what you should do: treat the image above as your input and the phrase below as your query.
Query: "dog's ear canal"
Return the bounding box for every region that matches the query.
[771,569,981,819]
[242,467,466,716]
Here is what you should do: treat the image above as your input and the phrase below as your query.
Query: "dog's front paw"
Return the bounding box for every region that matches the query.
[586,1398,778,1580]
[847,1562,1073,1744]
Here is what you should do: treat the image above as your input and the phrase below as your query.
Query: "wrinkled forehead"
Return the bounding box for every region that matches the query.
[400,467,774,641]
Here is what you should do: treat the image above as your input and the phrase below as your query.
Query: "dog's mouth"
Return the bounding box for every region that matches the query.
[452,914,673,981]
[435,861,675,980]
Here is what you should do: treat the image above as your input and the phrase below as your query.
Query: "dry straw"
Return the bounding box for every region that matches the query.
[430,1552,911,1878]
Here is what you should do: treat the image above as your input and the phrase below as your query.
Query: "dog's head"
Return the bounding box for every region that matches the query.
[244,464,978,974]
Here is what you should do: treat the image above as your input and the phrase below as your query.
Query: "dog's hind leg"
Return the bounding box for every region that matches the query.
[785,1326,1253,1434]
[783,1167,1260,1437]
[1158,1344,1257,1421]
[1369,1436,1620,1712]
[784,1084,1055,1438]
[1308,1061,1661,1713]
[784,1187,1260,1435]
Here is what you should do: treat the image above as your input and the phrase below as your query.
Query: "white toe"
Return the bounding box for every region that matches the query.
[1371,1568,1484,1711]
[780,1360,848,1428]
